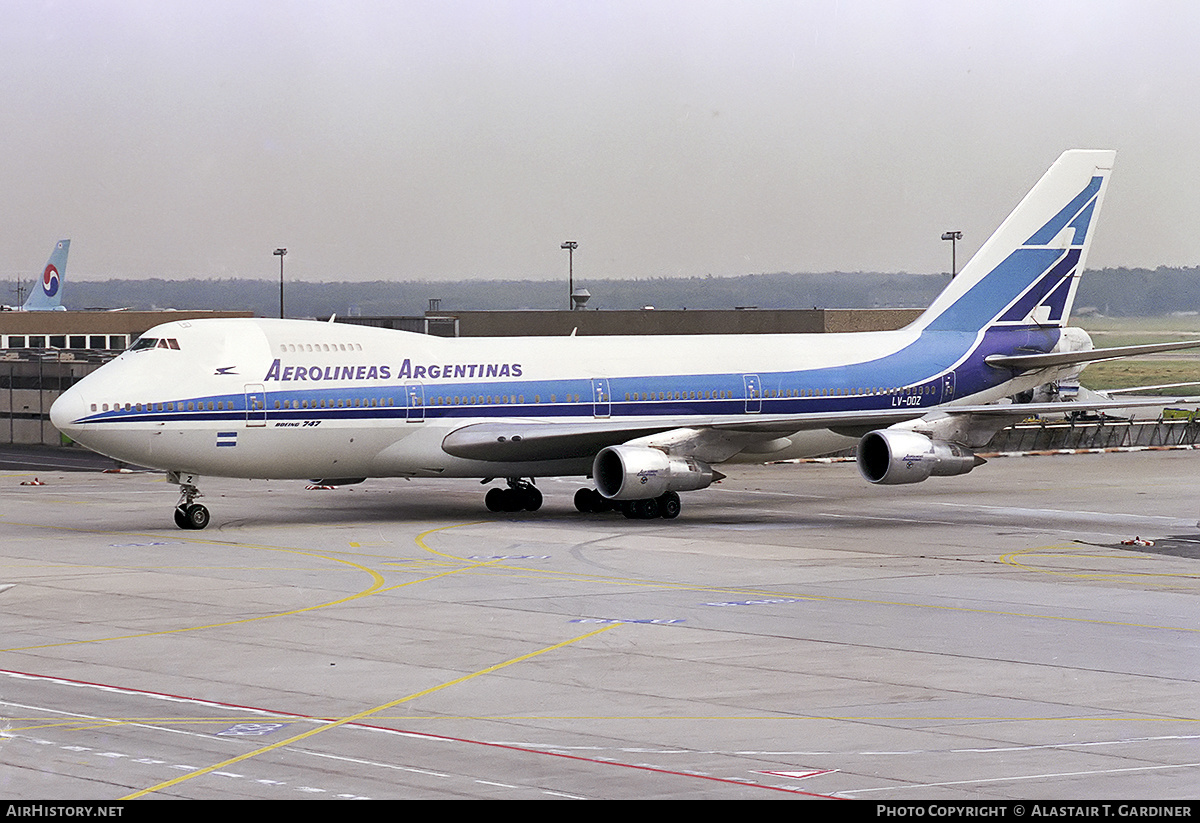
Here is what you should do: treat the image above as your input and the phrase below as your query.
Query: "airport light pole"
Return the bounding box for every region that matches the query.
[274,248,287,318]
[560,241,577,310]
[941,231,962,278]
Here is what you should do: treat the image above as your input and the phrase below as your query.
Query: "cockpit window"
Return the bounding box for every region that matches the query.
[129,337,180,351]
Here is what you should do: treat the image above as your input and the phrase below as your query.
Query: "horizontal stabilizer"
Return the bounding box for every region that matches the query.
[986,339,1200,370]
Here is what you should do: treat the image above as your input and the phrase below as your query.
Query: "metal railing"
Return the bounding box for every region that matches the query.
[982,415,1200,453]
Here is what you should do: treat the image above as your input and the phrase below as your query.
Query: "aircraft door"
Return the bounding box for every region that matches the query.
[244,384,266,427]
[405,382,425,423]
[742,374,762,413]
[592,377,611,418]
[941,372,956,404]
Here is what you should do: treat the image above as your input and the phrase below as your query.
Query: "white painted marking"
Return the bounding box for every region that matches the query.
[844,761,1200,795]
[758,769,836,780]
[299,748,451,778]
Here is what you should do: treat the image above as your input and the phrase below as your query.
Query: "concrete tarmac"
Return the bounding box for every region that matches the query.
[2,448,1199,800]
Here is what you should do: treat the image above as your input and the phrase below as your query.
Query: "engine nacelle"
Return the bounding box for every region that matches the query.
[593,445,717,500]
[856,430,983,485]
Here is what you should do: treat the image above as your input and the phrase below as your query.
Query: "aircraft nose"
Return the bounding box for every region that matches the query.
[50,384,89,436]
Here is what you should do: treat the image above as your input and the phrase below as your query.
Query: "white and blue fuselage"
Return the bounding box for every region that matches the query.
[50,150,1128,525]
[49,309,1072,478]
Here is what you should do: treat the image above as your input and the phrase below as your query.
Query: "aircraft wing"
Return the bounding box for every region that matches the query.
[441,395,1199,463]
[440,411,933,462]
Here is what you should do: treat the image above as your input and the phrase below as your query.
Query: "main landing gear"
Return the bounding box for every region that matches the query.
[574,488,681,520]
[169,471,210,530]
[484,478,543,513]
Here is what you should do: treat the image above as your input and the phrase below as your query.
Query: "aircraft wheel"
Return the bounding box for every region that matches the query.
[500,489,523,512]
[485,488,505,512]
[174,506,190,530]
[521,485,543,512]
[624,498,659,519]
[576,488,611,513]
[658,491,681,519]
[184,504,210,530]
[574,488,593,513]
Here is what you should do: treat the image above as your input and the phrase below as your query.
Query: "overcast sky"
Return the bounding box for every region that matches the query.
[2,0,1198,286]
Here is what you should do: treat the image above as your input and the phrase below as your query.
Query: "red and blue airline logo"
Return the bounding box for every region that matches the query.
[42,264,60,297]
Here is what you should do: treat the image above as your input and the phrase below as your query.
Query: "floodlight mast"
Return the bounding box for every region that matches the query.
[274,248,288,318]
[560,241,577,310]
[941,231,962,278]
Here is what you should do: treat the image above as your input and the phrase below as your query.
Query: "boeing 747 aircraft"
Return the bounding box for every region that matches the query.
[50,151,1199,529]
[3,240,69,311]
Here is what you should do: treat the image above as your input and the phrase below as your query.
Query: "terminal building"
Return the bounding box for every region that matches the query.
[333,307,923,337]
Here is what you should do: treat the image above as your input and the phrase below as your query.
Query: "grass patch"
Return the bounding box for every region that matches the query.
[1076,315,1200,347]
[1080,359,1200,393]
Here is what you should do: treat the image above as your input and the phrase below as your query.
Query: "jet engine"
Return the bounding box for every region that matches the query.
[856,430,984,485]
[593,445,719,500]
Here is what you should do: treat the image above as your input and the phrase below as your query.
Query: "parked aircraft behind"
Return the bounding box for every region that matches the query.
[2,240,70,311]
[50,152,1200,529]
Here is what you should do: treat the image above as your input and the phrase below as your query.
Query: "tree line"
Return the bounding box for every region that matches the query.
[61,266,1200,319]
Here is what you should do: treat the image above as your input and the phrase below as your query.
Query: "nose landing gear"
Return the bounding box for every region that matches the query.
[168,471,210,530]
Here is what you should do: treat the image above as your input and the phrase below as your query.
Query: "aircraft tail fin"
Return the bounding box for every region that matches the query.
[22,239,70,311]
[912,151,1114,333]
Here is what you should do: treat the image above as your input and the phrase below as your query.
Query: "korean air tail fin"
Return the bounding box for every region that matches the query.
[22,239,70,311]
[912,151,1114,333]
